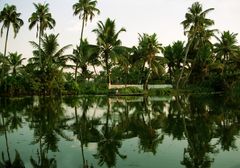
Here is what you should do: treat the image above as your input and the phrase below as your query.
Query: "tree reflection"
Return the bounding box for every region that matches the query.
[1,94,240,167]
[177,95,216,168]
[28,97,71,168]
[65,96,101,168]
[212,94,240,151]
[0,98,27,167]
[94,97,126,168]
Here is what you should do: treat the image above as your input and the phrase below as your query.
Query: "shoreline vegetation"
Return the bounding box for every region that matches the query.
[1,1,240,97]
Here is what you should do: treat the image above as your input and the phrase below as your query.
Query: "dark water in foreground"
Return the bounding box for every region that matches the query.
[1,94,240,168]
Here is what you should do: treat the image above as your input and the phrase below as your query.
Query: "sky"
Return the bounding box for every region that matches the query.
[0,0,240,61]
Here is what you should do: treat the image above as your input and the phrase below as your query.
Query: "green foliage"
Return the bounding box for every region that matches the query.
[78,81,108,95]
[148,88,173,96]
[113,87,143,95]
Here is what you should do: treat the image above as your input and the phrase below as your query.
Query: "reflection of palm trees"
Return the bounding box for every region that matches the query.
[30,149,57,168]
[176,95,216,168]
[0,98,26,167]
[129,96,164,154]
[67,96,101,168]
[28,97,71,168]
[215,106,239,151]
[94,98,126,168]
[0,150,25,168]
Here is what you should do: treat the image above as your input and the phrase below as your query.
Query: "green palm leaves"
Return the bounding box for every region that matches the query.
[134,33,163,90]
[6,52,25,76]
[214,31,240,62]
[28,3,55,39]
[73,0,100,43]
[93,18,126,88]
[0,4,23,57]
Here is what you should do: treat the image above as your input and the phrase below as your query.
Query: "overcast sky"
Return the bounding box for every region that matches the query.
[0,0,240,60]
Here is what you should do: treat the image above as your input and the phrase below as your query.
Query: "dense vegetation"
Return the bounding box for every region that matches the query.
[1,1,240,96]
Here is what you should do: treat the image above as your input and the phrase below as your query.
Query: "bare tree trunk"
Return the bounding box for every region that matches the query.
[4,24,10,57]
[75,64,78,82]
[80,17,85,45]
[176,39,192,90]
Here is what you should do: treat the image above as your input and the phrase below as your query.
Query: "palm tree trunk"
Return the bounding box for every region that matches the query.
[75,64,78,82]
[39,30,42,70]
[176,38,192,90]
[105,56,111,89]
[80,17,85,44]
[93,65,97,76]
[4,24,10,57]
[2,117,11,163]
[144,60,152,91]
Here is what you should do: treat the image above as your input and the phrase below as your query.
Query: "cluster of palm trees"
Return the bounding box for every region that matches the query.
[1,1,240,96]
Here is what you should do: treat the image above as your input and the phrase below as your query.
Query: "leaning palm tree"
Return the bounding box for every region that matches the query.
[93,18,126,89]
[6,52,25,76]
[73,0,100,44]
[28,3,56,67]
[177,2,215,88]
[0,4,24,57]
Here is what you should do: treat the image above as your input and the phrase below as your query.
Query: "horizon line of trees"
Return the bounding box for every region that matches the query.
[1,1,240,96]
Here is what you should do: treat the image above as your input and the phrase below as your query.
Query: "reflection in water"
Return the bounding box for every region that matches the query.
[0,98,28,167]
[93,98,126,168]
[1,94,240,167]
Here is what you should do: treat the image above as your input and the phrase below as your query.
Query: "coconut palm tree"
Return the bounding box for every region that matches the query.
[6,52,25,76]
[28,3,56,67]
[93,18,126,89]
[0,4,24,57]
[70,39,99,81]
[177,2,215,87]
[73,0,100,44]
[136,33,163,90]
[163,41,185,84]
[29,33,71,95]
[214,31,239,63]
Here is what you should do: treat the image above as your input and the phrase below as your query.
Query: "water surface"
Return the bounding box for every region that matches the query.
[1,94,240,168]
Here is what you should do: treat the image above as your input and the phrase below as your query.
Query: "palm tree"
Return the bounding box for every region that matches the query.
[177,2,215,87]
[29,33,71,95]
[73,0,100,44]
[0,4,24,57]
[70,39,99,81]
[181,2,214,40]
[214,31,239,63]
[93,18,126,89]
[6,52,25,76]
[28,3,56,67]
[136,33,162,90]
[163,41,185,84]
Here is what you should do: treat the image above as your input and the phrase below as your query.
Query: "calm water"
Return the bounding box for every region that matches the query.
[1,94,240,168]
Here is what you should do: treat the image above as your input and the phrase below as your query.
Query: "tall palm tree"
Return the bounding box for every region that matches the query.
[181,2,214,40]
[29,34,71,95]
[28,3,56,67]
[214,31,239,63]
[136,33,162,90]
[177,2,215,87]
[6,52,25,76]
[73,0,100,44]
[0,4,24,57]
[93,18,126,89]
